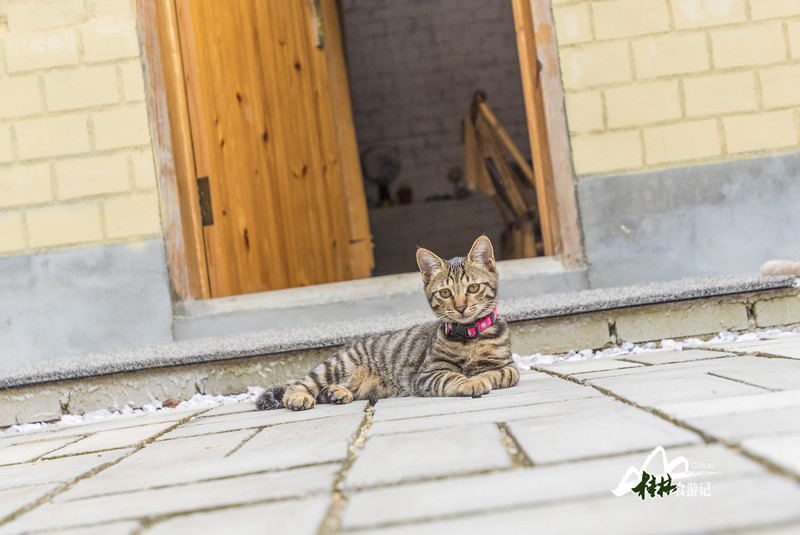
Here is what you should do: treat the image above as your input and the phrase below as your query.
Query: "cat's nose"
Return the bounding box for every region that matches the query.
[455,305,467,315]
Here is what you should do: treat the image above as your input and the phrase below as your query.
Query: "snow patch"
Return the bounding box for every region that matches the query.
[513,328,800,370]
[1,386,265,437]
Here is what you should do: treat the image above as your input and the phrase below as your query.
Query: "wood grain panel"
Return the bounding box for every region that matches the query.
[182,0,372,296]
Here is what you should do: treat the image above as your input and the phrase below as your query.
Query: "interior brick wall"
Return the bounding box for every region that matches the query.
[341,0,531,203]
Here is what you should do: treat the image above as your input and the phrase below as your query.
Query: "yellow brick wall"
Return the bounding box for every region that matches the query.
[0,0,162,257]
[554,0,800,177]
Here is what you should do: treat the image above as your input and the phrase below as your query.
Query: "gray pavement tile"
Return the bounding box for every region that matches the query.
[56,430,256,500]
[38,522,141,535]
[575,355,762,380]
[537,358,643,375]
[0,464,338,534]
[0,449,132,492]
[196,401,258,418]
[741,433,800,477]
[738,522,800,534]
[345,424,511,489]
[43,422,177,458]
[0,484,59,521]
[230,413,364,469]
[704,358,800,390]
[143,498,329,535]
[620,349,733,365]
[657,390,800,420]
[371,381,600,423]
[351,474,800,535]
[585,371,768,408]
[0,407,207,445]
[685,406,800,441]
[0,436,82,466]
[368,372,568,413]
[508,405,701,464]
[162,401,368,439]
[368,397,621,436]
[709,334,800,358]
[341,443,761,530]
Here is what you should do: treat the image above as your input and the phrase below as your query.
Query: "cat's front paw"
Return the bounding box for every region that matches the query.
[459,376,492,398]
[284,389,316,411]
[327,385,354,404]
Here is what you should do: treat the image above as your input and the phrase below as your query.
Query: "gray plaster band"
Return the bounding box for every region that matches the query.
[580,152,800,287]
[0,274,792,390]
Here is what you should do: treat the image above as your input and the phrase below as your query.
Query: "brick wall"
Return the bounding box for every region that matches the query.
[553,0,800,177]
[342,0,531,203]
[0,0,162,257]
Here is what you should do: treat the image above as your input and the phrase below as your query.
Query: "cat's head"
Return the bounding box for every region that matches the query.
[416,236,498,324]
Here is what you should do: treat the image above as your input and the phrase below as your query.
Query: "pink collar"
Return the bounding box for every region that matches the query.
[444,308,498,338]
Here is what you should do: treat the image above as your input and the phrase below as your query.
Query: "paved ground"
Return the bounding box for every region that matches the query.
[2,335,800,534]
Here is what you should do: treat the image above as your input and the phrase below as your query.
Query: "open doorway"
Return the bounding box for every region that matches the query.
[340,0,535,275]
[143,0,582,301]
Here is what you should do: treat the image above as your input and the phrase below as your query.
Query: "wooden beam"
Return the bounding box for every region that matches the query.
[136,0,210,300]
[519,0,585,269]
[511,0,557,257]
[477,100,535,188]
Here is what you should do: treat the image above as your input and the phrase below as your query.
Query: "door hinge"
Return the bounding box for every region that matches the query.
[197,177,214,226]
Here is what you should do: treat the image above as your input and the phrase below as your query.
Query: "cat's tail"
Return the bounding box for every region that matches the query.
[255,383,287,410]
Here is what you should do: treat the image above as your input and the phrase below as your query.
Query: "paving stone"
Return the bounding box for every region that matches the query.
[586,370,767,407]
[45,522,140,535]
[352,474,800,535]
[342,443,761,530]
[57,430,256,500]
[143,498,329,535]
[741,433,800,476]
[43,422,177,458]
[230,413,364,469]
[368,397,615,436]
[538,358,643,375]
[508,405,701,464]
[345,424,511,489]
[1,407,207,444]
[0,436,81,466]
[0,449,132,492]
[705,357,800,390]
[710,335,800,358]
[657,390,800,420]
[0,465,338,534]
[620,349,733,365]
[371,379,599,423]
[0,483,59,521]
[686,407,800,441]
[575,355,760,380]
[738,522,800,534]
[163,401,368,439]
[196,401,258,418]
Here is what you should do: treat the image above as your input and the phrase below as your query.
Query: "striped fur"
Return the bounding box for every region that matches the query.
[256,236,519,411]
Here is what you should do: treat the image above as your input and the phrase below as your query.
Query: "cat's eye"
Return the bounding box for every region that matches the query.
[467,283,480,293]
[439,288,452,298]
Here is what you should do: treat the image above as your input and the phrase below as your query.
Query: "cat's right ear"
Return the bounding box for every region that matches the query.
[416,248,445,284]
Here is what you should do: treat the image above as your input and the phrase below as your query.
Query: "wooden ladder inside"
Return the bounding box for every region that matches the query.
[463,91,542,259]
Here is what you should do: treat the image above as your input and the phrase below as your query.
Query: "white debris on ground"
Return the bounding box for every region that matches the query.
[0,386,265,437]
[513,327,800,369]
[3,327,800,436]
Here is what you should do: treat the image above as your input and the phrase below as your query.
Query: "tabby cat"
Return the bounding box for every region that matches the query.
[256,235,519,411]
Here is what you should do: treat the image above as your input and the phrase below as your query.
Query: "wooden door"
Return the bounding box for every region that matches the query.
[174,0,373,297]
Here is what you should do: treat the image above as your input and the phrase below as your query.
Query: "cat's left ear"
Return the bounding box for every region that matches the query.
[468,235,495,271]
[417,247,445,283]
